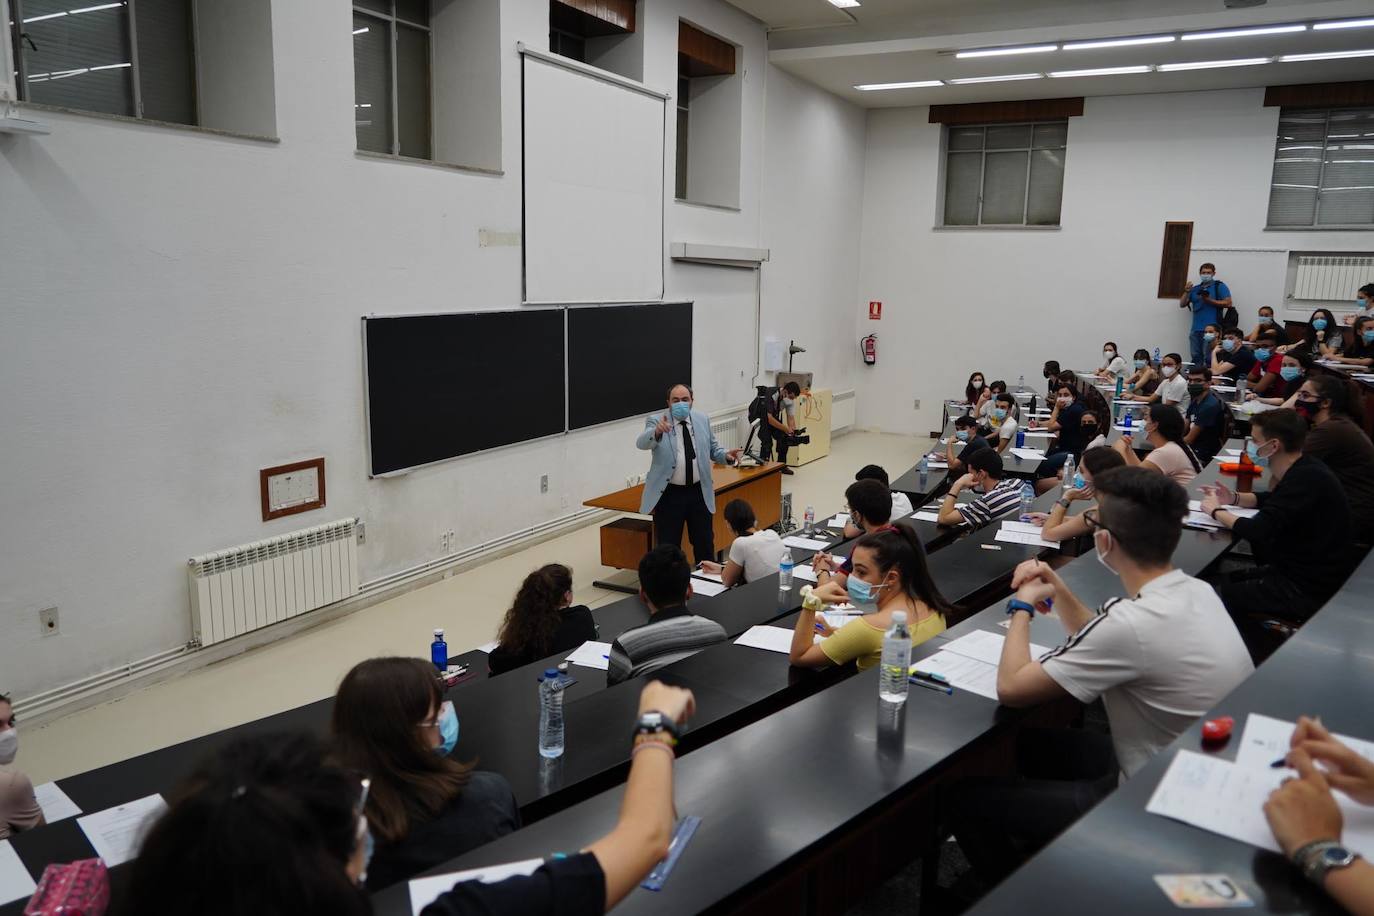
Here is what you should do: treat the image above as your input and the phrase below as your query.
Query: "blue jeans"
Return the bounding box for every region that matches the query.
[1189,329,1206,369]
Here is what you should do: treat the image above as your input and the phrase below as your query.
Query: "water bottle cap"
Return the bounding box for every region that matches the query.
[891,610,908,623]
[544,668,559,678]
[434,628,444,637]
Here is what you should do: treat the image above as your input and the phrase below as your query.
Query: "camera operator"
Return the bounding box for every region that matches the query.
[759,381,803,475]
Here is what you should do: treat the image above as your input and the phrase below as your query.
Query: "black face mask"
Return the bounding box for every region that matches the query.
[1294,400,1318,421]
[1187,384,1205,397]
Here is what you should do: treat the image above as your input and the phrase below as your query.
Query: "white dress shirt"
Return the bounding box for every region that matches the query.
[668,419,698,487]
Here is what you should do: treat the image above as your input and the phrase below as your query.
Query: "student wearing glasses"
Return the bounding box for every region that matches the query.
[1296,375,1374,528]
[951,468,1252,886]
[1201,409,1356,625]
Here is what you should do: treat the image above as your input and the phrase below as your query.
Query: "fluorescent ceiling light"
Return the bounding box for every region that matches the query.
[854,80,943,91]
[956,44,1058,59]
[22,10,67,21]
[1314,18,1374,30]
[1158,57,1272,71]
[352,27,369,34]
[1280,48,1374,62]
[828,0,861,7]
[947,73,1044,84]
[88,61,131,71]
[68,3,123,13]
[1049,65,1152,78]
[1182,24,1306,41]
[1062,35,1175,50]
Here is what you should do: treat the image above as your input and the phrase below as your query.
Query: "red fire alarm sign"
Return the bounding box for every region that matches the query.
[868,301,882,320]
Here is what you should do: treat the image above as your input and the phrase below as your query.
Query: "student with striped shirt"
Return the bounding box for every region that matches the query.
[936,447,1021,528]
[607,545,726,685]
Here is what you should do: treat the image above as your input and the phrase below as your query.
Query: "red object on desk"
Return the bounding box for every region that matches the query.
[1202,715,1234,744]
[1218,451,1263,493]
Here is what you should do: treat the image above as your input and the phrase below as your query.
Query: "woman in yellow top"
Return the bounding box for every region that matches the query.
[788,524,951,670]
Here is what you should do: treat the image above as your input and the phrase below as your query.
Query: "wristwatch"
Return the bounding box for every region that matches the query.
[1056,497,1071,509]
[1293,840,1360,885]
[1006,598,1036,618]
[633,710,680,745]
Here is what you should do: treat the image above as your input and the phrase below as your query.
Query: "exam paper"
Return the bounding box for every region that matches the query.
[924,460,950,469]
[825,514,849,528]
[565,640,613,671]
[734,625,796,654]
[409,858,545,915]
[1233,713,1374,771]
[34,782,82,823]
[995,520,1060,549]
[1188,500,1258,519]
[1009,448,1046,460]
[0,841,36,907]
[792,564,819,583]
[689,577,728,597]
[941,629,1052,666]
[76,794,167,867]
[911,511,943,523]
[475,640,500,654]
[1146,751,1374,859]
[782,535,831,551]
[911,650,1000,700]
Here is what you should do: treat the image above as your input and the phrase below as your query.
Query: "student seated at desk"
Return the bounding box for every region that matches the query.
[1112,402,1202,486]
[1095,341,1127,381]
[1200,323,1221,365]
[1265,716,1374,916]
[118,682,699,916]
[1246,351,1310,407]
[987,392,1019,454]
[0,693,44,841]
[951,468,1252,887]
[1184,367,1228,465]
[1201,409,1356,626]
[1246,305,1289,345]
[946,415,992,474]
[1298,375,1374,530]
[1285,308,1345,360]
[699,498,782,587]
[963,371,986,408]
[787,524,948,670]
[1042,360,1061,399]
[1027,446,1125,543]
[1248,331,1285,396]
[976,380,1019,426]
[1123,348,1158,395]
[333,658,519,890]
[488,564,598,676]
[1330,315,1374,369]
[854,464,914,518]
[817,479,895,586]
[607,545,726,685]
[1212,327,1257,383]
[937,448,1022,529]
[1127,352,1187,409]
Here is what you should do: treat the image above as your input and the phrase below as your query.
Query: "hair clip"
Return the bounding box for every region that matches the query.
[230,785,248,799]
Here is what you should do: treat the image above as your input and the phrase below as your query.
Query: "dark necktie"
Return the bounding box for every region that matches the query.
[681,420,696,487]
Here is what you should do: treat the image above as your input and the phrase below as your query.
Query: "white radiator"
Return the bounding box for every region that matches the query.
[187,518,359,647]
[711,415,743,451]
[1293,255,1374,301]
[832,390,856,432]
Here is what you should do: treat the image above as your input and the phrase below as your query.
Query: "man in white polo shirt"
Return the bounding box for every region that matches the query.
[949,466,1252,887]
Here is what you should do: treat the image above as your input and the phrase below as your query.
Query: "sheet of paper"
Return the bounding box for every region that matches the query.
[34,782,82,823]
[1146,751,1374,859]
[941,629,1052,666]
[782,535,831,550]
[1187,500,1258,519]
[825,514,848,528]
[925,460,950,469]
[475,640,499,654]
[689,577,728,597]
[1233,713,1374,770]
[911,650,1000,700]
[1219,448,1244,458]
[734,625,796,654]
[995,528,1059,549]
[1020,429,1054,437]
[821,610,861,629]
[0,840,36,907]
[76,793,167,867]
[1009,448,1046,460]
[1184,511,1225,530]
[792,564,819,583]
[1239,401,1275,415]
[564,640,612,671]
[692,568,724,583]
[409,858,545,915]
[912,511,943,523]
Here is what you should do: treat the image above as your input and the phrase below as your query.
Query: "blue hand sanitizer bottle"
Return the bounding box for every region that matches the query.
[431,628,448,672]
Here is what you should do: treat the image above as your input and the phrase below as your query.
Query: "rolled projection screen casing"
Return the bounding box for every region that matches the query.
[522,53,667,304]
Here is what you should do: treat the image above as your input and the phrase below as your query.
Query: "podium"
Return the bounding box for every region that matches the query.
[584,463,786,591]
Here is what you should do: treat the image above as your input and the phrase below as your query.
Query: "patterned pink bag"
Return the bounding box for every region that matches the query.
[23,858,109,916]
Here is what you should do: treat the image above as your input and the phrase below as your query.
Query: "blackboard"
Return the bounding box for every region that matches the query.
[567,303,693,430]
[364,310,566,475]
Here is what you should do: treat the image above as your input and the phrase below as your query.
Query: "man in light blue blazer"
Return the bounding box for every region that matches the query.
[637,383,743,564]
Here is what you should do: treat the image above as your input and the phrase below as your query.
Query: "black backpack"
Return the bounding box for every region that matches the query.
[1211,279,1239,330]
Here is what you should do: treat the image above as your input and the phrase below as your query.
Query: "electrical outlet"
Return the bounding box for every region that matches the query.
[356,521,367,545]
[39,606,59,637]
[439,532,448,552]
[913,399,921,409]
[540,474,549,494]
[447,530,456,552]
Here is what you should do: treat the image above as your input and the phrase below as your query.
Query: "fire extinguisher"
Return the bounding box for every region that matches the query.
[861,334,877,366]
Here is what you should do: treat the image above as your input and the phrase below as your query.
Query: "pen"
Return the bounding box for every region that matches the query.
[909,669,950,684]
[1270,757,1290,768]
[908,676,952,695]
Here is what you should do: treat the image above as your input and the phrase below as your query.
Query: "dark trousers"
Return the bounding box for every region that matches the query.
[654,484,716,564]
[949,727,1118,887]
[759,427,790,465]
[1217,567,1323,651]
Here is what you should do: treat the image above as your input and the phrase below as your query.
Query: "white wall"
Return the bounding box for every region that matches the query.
[855,87,1374,437]
[0,0,866,697]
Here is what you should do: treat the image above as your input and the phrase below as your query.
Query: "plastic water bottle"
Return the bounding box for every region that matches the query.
[1153,347,1161,364]
[539,669,565,759]
[1019,481,1035,520]
[1015,428,1026,448]
[879,611,911,704]
[1062,454,1076,493]
[779,547,795,591]
[1123,411,1133,433]
[803,505,815,533]
[918,454,929,479]
[1114,375,1124,399]
[1236,376,1247,401]
[1017,374,1026,393]
[431,628,448,672]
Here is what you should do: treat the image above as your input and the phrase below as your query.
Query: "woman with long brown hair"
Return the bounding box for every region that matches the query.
[489,563,598,676]
[331,657,519,890]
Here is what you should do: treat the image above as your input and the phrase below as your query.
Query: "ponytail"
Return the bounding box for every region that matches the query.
[855,523,953,617]
[1149,402,1200,472]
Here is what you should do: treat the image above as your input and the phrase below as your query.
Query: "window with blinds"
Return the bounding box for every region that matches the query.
[942,120,1067,227]
[1267,107,1374,229]
[10,0,194,124]
[353,0,431,160]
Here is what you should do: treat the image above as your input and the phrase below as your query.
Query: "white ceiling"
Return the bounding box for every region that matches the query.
[724,0,1374,107]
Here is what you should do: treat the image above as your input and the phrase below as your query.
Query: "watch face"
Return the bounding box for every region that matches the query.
[641,712,664,728]
[1323,847,1355,866]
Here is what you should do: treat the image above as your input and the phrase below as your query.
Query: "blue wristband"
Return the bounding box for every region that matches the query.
[1006,598,1035,618]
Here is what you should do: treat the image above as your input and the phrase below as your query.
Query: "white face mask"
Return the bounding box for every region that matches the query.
[1161,365,1177,378]
[1094,529,1116,575]
[0,729,17,766]
[1057,396,1072,407]
[971,380,983,390]
[1103,350,1115,360]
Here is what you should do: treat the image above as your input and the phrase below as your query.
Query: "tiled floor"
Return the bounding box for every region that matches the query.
[18,430,928,785]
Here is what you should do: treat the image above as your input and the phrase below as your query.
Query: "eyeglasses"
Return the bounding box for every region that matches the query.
[418,700,452,730]
[1082,509,1110,534]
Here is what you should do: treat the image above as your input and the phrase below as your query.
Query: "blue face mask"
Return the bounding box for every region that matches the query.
[1072,473,1086,490]
[1246,440,1270,466]
[1255,348,1272,362]
[1221,338,1236,352]
[1203,332,1217,342]
[955,429,969,442]
[1260,315,1273,324]
[1313,318,1329,331]
[845,575,885,607]
[1364,330,1374,345]
[992,408,1007,420]
[1134,359,1146,369]
[1199,274,1214,285]
[670,402,691,421]
[1280,365,1302,382]
[435,701,459,756]
[1359,299,1371,311]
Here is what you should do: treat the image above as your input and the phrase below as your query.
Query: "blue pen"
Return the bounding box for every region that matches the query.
[908,676,952,695]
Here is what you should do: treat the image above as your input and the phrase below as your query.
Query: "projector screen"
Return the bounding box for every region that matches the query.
[522,51,666,304]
